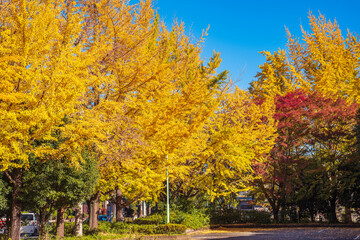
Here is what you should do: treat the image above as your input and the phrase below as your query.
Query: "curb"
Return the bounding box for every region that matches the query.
[211,223,360,229]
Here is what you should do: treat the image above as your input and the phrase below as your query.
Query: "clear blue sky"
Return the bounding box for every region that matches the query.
[151,0,360,90]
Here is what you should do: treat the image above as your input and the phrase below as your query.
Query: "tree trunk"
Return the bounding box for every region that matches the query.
[280,200,287,223]
[39,204,49,240]
[9,168,22,240]
[115,187,124,222]
[56,207,66,238]
[148,203,151,215]
[344,206,352,224]
[139,201,144,217]
[328,197,338,223]
[88,192,100,230]
[141,201,147,217]
[74,201,83,236]
[309,203,315,222]
[298,207,303,223]
[272,205,280,223]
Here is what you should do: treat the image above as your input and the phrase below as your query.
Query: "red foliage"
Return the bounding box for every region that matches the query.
[254,89,358,215]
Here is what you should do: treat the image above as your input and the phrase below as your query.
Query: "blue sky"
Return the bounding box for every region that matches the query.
[152,0,360,90]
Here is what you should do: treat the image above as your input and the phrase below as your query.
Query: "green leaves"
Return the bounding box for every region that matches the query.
[21,151,99,213]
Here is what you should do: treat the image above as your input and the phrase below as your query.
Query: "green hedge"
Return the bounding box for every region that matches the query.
[134,210,209,230]
[49,214,190,237]
[211,209,271,224]
[94,221,186,235]
[170,210,209,229]
[154,224,187,234]
[133,213,164,225]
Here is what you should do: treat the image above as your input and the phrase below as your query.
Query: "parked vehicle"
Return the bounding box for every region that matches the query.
[0,217,6,234]
[98,215,108,221]
[21,213,38,236]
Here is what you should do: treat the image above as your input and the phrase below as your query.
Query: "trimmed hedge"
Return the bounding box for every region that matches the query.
[211,209,271,224]
[133,213,163,225]
[154,224,187,234]
[95,221,187,235]
[49,214,189,237]
[134,210,209,230]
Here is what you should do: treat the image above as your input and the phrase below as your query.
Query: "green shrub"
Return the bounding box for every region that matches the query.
[245,211,271,224]
[47,222,56,235]
[210,209,271,224]
[47,221,90,236]
[133,213,164,225]
[132,224,156,234]
[181,211,209,229]
[47,221,76,236]
[154,224,187,234]
[58,221,186,238]
[169,209,209,229]
[64,222,75,235]
[108,221,132,234]
[96,221,112,233]
[136,209,209,230]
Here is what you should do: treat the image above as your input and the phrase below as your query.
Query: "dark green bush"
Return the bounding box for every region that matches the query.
[210,209,271,224]
[245,211,271,224]
[210,208,240,224]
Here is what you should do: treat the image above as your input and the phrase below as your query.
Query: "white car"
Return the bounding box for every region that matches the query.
[21,213,38,236]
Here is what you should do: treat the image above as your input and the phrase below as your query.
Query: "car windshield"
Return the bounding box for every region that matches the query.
[21,214,33,221]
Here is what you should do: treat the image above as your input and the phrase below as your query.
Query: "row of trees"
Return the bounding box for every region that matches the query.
[1,0,360,238]
[0,0,276,239]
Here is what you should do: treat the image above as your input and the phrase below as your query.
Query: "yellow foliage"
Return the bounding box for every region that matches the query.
[65,0,228,201]
[250,13,360,102]
[0,0,90,170]
[170,88,277,200]
[0,0,276,205]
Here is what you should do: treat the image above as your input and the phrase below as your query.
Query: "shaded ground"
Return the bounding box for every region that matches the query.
[128,228,360,240]
[187,228,360,240]
[20,226,360,239]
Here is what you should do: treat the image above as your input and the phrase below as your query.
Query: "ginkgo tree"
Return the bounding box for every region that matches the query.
[198,88,277,200]
[250,13,360,102]
[96,29,231,224]
[58,0,231,228]
[54,0,165,229]
[167,88,277,204]
[0,1,93,239]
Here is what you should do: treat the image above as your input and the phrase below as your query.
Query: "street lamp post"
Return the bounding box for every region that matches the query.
[166,155,170,224]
